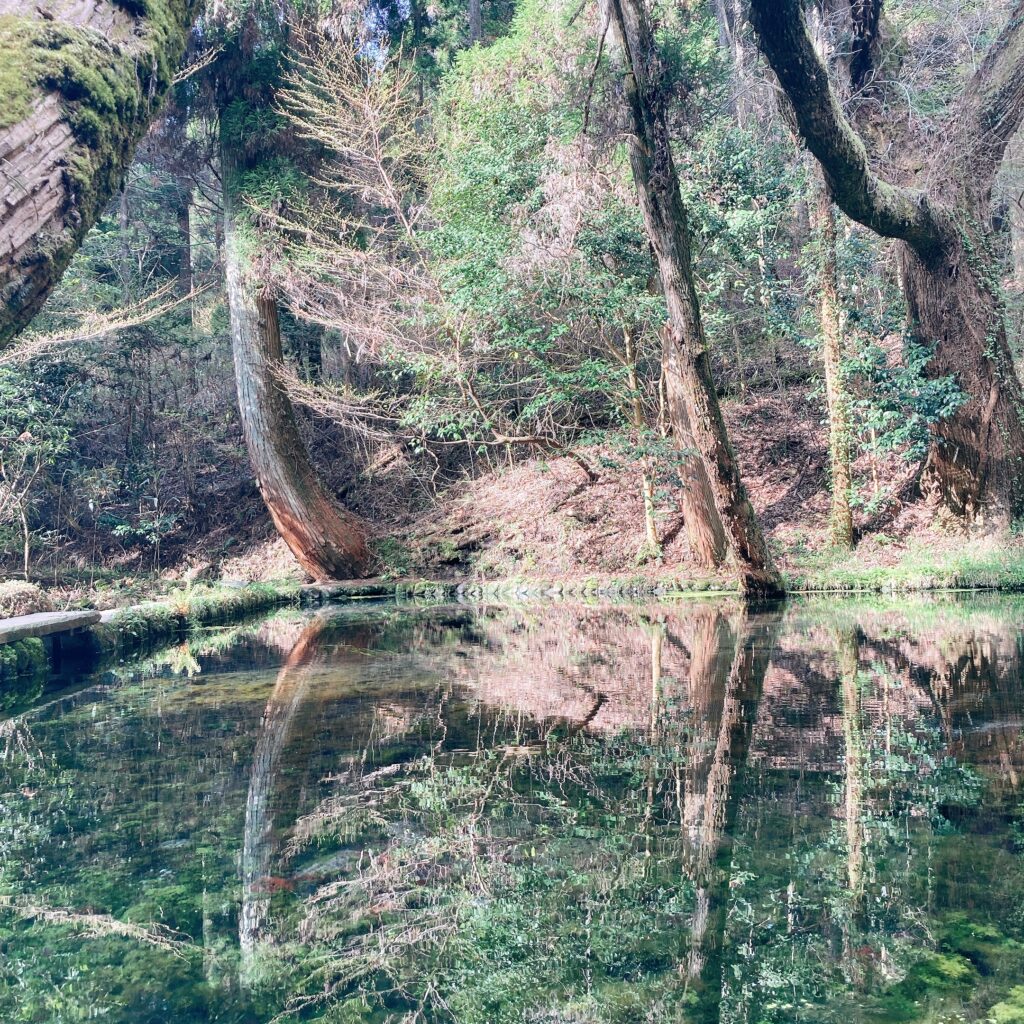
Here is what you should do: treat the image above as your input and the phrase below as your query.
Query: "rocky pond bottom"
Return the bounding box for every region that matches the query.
[2,595,1024,1023]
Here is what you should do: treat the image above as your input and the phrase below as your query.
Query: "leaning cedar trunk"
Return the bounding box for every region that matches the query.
[812,180,854,548]
[681,607,781,1016]
[0,0,203,345]
[240,617,324,977]
[662,334,729,567]
[601,0,783,596]
[223,146,368,580]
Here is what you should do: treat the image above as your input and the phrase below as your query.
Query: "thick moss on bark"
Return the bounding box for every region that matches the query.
[0,0,202,345]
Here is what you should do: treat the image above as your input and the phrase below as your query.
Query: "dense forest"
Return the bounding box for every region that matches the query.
[5,0,1024,602]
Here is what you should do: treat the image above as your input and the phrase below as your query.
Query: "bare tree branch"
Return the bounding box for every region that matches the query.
[953,1,1024,194]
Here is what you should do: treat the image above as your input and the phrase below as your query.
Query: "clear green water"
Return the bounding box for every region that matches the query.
[3,596,1024,1022]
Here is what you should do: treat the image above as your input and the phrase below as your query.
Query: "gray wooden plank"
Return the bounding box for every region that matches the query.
[0,610,101,645]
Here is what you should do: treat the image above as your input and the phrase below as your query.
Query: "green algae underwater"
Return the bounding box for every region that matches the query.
[3,596,1024,1022]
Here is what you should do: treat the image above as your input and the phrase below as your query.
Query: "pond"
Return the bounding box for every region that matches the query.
[2,595,1024,1023]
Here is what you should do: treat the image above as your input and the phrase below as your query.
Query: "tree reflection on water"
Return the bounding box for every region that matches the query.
[2,597,1024,1022]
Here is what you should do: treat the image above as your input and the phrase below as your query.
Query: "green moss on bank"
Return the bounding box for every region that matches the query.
[86,582,302,657]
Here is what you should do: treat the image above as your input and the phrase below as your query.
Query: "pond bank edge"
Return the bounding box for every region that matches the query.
[7,562,1024,675]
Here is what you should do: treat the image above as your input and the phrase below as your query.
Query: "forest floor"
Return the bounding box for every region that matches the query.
[35,387,1024,606]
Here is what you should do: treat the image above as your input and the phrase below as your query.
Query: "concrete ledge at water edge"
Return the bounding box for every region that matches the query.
[0,610,101,646]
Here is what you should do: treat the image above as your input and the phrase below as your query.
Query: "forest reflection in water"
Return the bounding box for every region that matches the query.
[3,597,1024,1022]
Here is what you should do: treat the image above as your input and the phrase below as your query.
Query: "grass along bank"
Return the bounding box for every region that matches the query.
[784,538,1024,593]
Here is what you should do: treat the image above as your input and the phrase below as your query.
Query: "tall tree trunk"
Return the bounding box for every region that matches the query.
[711,0,762,129]
[624,328,662,560]
[601,0,783,596]
[0,0,203,345]
[812,179,854,549]
[468,0,483,43]
[177,195,193,299]
[118,186,131,302]
[750,0,1024,524]
[222,140,369,580]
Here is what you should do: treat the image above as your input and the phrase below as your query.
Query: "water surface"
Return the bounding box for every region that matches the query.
[3,596,1024,1022]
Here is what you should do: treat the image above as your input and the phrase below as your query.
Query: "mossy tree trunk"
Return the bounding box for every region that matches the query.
[468,0,482,43]
[601,0,783,597]
[750,0,1024,524]
[812,177,855,549]
[836,629,864,912]
[0,0,202,345]
[222,138,369,581]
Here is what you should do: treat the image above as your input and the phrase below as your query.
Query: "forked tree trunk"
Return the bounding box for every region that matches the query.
[751,0,1024,524]
[812,181,854,548]
[602,0,783,596]
[222,141,369,580]
[0,0,203,345]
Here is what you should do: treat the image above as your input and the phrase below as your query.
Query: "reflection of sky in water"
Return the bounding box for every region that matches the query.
[2,596,1024,1022]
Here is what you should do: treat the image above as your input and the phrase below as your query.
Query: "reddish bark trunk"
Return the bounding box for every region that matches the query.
[223,142,369,581]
